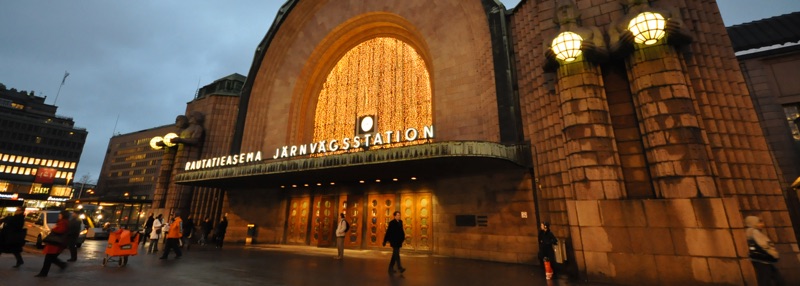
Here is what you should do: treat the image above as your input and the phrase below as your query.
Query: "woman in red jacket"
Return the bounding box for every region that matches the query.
[35,210,70,277]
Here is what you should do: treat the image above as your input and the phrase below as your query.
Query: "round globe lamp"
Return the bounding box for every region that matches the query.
[551,31,583,62]
[628,12,666,45]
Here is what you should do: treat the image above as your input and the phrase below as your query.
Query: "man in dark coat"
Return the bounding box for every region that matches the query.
[382,211,405,274]
[182,216,195,249]
[66,210,83,262]
[214,216,228,249]
[0,208,26,267]
[537,222,558,277]
[143,213,154,248]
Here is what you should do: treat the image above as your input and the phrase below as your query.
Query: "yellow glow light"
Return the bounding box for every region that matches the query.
[313,37,433,154]
[150,136,164,150]
[163,133,179,147]
[551,31,583,62]
[628,12,666,45]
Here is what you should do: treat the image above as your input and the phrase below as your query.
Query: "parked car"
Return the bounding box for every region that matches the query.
[24,210,87,249]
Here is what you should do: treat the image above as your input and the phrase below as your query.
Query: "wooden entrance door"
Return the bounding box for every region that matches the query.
[400,193,432,251]
[365,194,397,248]
[311,196,335,247]
[340,195,363,248]
[287,197,310,244]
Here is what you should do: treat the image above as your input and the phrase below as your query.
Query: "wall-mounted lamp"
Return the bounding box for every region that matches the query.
[628,12,666,45]
[551,31,584,62]
[150,132,179,150]
[543,0,607,72]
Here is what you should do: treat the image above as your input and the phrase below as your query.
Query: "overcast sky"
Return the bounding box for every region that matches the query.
[1,0,798,182]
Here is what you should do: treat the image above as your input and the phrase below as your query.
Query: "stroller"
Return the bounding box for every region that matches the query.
[103,228,140,266]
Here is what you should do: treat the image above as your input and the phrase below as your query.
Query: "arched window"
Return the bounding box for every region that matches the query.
[313,37,432,151]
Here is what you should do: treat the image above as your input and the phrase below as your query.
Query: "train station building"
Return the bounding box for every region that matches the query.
[157,1,799,284]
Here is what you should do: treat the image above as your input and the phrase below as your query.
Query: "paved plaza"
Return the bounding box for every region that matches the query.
[0,239,600,286]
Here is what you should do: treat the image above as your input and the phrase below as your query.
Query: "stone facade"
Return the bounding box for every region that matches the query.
[512,0,798,284]
[170,0,800,284]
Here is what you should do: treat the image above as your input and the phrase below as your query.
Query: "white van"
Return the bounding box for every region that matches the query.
[24,210,86,249]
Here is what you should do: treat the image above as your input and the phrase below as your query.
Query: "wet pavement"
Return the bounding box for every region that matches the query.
[0,240,603,286]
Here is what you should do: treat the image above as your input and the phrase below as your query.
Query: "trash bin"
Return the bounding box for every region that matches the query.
[246,224,256,245]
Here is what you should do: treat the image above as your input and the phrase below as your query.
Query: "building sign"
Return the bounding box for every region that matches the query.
[0,193,19,200]
[184,125,434,171]
[47,196,69,202]
[272,125,434,160]
[185,151,263,171]
[34,167,57,184]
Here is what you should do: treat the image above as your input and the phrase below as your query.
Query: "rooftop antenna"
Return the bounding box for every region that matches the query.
[53,70,69,105]
[195,76,202,98]
[112,114,120,136]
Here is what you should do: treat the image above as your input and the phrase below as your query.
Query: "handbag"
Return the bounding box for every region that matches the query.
[9,229,26,247]
[43,232,66,246]
[748,239,778,263]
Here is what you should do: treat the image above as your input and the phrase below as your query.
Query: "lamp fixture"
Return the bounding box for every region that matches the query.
[150,136,164,150]
[551,31,583,62]
[628,12,666,45]
[163,133,178,147]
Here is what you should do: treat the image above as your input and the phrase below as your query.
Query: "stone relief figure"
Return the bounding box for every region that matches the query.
[170,111,205,149]
[608,0,692,55]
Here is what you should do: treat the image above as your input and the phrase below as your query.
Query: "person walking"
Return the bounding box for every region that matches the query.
[214,216,228,249]
[142,213,154,248]
[382,211,405,274]
[148,214,163,253]
[36,210,70,277]
[334,213,347,259]
[537,222,558,280]
[160,212,183,259]
[183,216,195,250]
[745,215,783,285]
[65,210,82,262]
[0,208,26,267]
[199,217,212,246]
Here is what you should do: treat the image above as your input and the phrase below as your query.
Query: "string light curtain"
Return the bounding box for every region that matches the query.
[313,37,433,153]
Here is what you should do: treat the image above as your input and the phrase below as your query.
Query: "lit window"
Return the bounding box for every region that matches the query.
[34,158,41,165]
[58,161,65,168]
[11,166,19,174]
[69,162,76,169]
[0,165,5,173]
[24,168,31,175]
[313,37,432,153]
[9,155,16,162]
[783,105,800,141]
[1,154,7,161]
[56,171,63,178]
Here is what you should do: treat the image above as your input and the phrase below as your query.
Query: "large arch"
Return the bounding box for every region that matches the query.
[289,12,434,145]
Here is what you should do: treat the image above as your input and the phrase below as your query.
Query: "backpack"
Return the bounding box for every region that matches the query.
[343,219,350,232]
[748,238,778,263]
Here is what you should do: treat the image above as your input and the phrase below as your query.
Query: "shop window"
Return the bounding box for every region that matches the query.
[785,104,800,141]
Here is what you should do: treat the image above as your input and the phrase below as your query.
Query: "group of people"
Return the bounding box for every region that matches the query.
[2,208,786,283]
[141,213,228,256]
[0,210,82,277]
[0,209,229,278]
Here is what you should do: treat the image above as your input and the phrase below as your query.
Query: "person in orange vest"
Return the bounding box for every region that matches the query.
[159,212,183,260]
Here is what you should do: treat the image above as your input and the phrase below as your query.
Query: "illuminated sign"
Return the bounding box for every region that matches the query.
[272,125,434,160]
[34,167,57,184]
[0,193,19,200]
[184,125,433,171]
[47,196,69,202]
[185,151,263,171]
